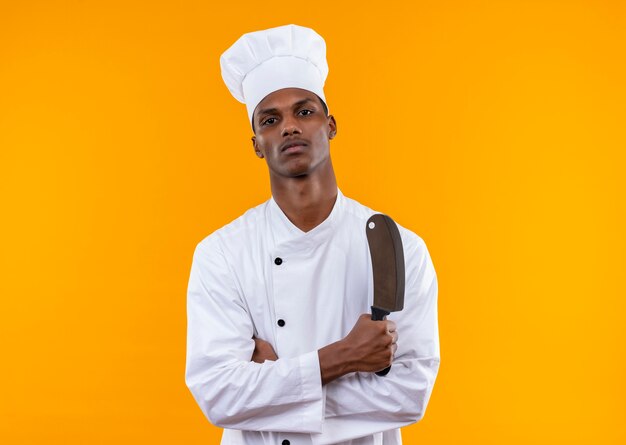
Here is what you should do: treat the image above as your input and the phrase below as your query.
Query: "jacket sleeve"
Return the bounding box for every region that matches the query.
[315,233,440,441]
[185,237,325,433]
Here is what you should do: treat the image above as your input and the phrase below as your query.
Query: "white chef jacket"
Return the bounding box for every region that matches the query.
[185,190,440,445]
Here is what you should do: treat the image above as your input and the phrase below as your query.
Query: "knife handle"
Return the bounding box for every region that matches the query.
[371,306,391,376]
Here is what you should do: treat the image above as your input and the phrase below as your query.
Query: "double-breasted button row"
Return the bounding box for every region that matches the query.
[274,258,285,326]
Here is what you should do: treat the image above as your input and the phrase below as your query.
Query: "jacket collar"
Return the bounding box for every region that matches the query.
[268,189,344,249]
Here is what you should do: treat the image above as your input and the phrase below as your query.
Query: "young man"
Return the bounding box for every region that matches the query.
[185,24,440,445]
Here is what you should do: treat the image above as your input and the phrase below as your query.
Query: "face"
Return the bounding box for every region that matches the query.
[251,88,337,179]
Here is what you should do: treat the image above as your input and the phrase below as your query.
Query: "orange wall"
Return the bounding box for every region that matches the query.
[1,1,625,443]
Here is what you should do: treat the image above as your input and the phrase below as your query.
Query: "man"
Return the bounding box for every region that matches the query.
[185,24,440,445]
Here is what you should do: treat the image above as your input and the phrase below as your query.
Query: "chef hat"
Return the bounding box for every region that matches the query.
[220,24,329,125]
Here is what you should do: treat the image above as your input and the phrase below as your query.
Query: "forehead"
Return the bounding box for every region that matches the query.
[254,88,319,114]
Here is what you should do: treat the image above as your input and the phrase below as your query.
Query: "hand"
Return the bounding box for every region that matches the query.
[343,313,398,373]
[318,313,398,385]
[251,336,278,363]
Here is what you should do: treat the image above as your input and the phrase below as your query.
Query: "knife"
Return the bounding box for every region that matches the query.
[366,213,405,376]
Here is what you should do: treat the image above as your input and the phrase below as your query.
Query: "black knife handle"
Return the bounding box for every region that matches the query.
[371,306,391,376]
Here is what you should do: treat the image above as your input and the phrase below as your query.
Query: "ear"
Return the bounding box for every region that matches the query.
[251,136,264,158]
[328,115,337,140]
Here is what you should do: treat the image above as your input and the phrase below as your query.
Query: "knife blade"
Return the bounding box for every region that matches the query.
[366,213,405,376]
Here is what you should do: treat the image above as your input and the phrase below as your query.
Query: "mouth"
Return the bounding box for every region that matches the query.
[280,140,308,153]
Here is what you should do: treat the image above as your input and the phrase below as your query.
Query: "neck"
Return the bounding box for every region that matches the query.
[270,163,338,232]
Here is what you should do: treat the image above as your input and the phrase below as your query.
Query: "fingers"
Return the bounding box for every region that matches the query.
[388,330,398,358]
[254,337,273,349]
[390,330,398,344]
[251,336,279,363]
[342,314,401,372]
[389,329,398,360]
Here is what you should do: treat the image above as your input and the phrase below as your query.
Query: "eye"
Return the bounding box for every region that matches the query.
[261,117,277,126]
[298,109,314,116]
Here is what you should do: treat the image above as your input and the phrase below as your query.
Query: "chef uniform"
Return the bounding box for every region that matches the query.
[185,25,440,445]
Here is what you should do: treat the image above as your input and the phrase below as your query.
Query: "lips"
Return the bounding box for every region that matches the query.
[280,139,308,153]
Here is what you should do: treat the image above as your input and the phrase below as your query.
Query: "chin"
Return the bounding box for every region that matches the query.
[286,168,311,178]
[283,161,313,177]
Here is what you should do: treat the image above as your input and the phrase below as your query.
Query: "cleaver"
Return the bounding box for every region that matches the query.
[366,213,405,376]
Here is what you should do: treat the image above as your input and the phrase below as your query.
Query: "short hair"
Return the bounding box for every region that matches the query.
[252,94,329,134]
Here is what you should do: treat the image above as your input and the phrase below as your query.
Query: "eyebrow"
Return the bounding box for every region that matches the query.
[256,98,317,121]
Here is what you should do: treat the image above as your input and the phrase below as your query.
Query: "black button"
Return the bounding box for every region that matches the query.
[282,440,290,445]
[277,319,285,327]
[274,257,283,265]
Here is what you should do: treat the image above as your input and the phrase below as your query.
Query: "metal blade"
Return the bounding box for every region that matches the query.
[366,214,405,313]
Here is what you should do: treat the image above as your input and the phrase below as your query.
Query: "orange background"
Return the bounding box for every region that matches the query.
[1,1,625,443]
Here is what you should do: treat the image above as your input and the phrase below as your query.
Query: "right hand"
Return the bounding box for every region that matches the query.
[251,336,278,364]
[343,313,398,373]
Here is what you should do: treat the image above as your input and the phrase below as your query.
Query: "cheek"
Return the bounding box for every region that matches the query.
[257,133,280,154]
[313,128,331,150]
[254,137,269,155]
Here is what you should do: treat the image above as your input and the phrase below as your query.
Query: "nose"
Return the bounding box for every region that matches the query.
[281,116,301,137]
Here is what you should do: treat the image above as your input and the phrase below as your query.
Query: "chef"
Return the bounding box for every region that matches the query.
[185,24,440,445]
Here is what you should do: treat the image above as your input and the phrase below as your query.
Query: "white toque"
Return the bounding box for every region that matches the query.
[220,24,329,125]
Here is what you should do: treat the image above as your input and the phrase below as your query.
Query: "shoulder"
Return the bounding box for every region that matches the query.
[194,199,270,257]
[339,194,376,228]
[342,194,425,244]
[342,193,431,263]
